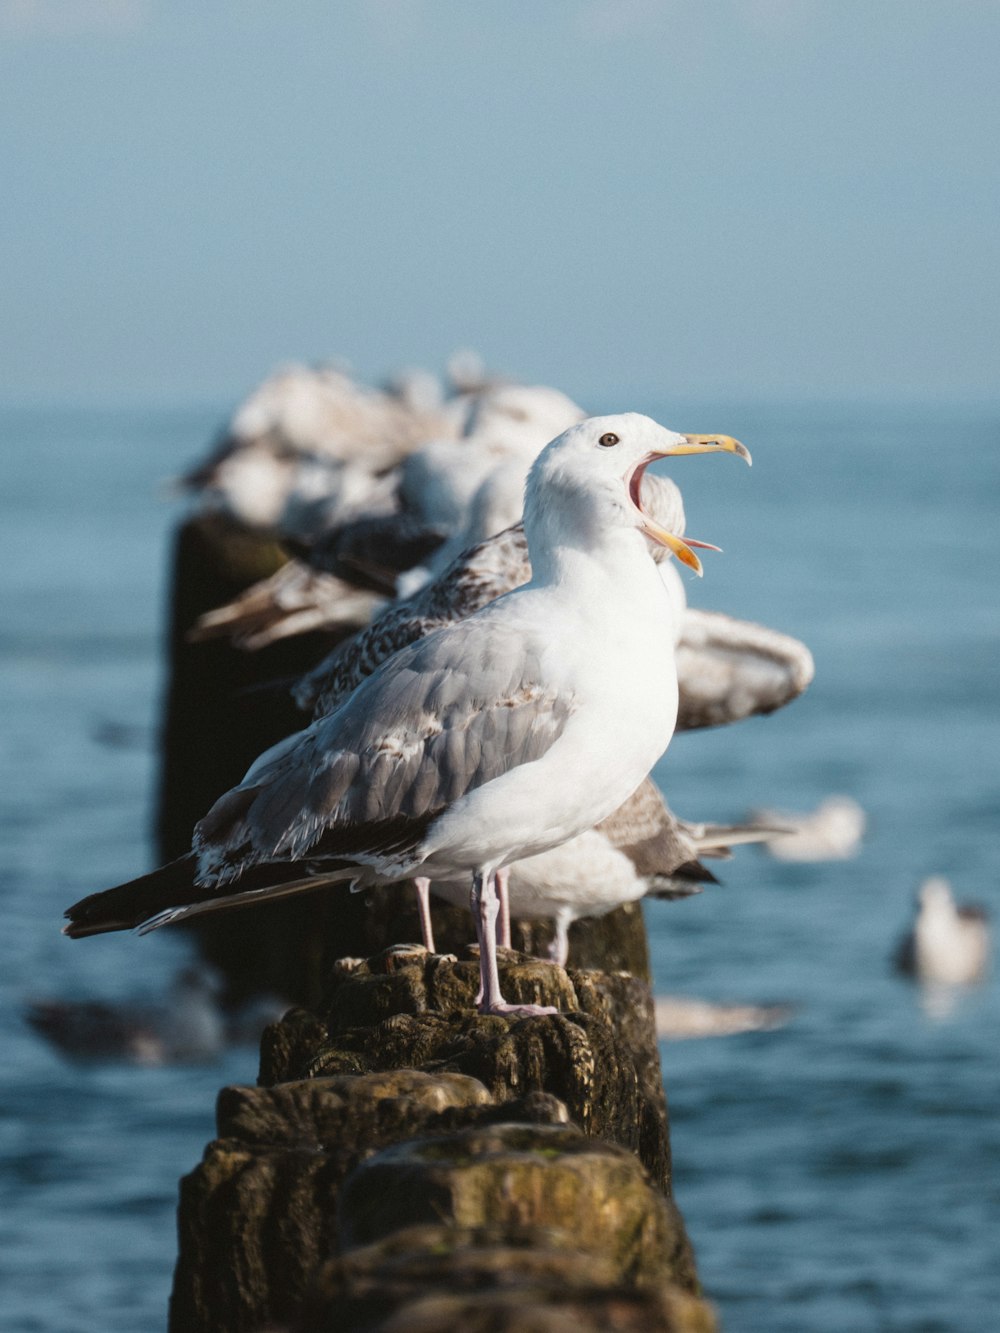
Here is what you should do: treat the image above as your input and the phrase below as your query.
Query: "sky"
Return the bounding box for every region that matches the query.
[1,0,998,407]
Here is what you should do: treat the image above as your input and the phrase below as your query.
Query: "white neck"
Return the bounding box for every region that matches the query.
[526,521,659,593]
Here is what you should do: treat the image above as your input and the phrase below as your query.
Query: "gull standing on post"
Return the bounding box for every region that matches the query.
[64,415,749,1016]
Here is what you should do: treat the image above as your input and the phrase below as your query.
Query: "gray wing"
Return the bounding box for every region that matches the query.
[676,610,815,731]
[196,612,574,883]
[594,780,700,879]
[189,562,380,649]
[595,781,780,899]
[295,524,531,716]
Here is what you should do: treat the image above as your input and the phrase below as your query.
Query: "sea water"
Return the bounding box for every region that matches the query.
[0,401,997,1331]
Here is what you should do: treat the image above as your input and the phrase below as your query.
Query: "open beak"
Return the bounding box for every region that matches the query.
[628,433,750,577]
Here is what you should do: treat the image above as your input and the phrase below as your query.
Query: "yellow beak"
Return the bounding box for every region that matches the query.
[666,434,752,464]
[637,518,709,576]
[631,434,749,575]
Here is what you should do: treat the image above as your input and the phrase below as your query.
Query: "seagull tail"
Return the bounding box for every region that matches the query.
[690,820,793,858]
[62,855,358,939]
[132,867,359,935]
[645,860,718,901]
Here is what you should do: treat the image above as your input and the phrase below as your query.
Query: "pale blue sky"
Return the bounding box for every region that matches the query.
[2,1,998,406]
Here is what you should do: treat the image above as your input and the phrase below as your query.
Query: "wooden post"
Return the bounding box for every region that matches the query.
[171,949,712,1332]
[159,516,712,1330]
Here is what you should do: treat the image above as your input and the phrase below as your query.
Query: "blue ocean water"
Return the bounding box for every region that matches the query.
[0,402,997,1331]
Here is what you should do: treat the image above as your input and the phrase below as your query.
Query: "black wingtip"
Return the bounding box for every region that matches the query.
[63,854,200,939]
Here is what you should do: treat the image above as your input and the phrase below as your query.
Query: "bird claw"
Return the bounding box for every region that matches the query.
[478,1001,560,1018]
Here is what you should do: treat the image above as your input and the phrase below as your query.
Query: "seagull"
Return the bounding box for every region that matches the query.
[186,472,803,958]
[750,794,865,862]
[192,473,797,956]
[26,969,225,1065]
[64,414,749,1016]
[291,479,810,734]
[654,995,793,1040]
[280,381,584,593]
[178,362,456,534]
[25,968,288,1066]
[895,877,990,986]
[187,560,385,651]
[284,478,777,960]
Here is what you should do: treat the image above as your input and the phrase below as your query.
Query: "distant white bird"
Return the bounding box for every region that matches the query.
[66,414,749,1016]
[654,995,792,1040]
[751,795,865,862]
[895,877,990,986]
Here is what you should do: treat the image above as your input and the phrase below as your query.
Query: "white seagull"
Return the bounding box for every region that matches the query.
[750,794,865,862]
[65,414,749,1016]
[178,362,456,534]
[895,877,990,987]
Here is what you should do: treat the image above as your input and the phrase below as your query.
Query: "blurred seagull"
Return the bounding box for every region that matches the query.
[177,362,455,534]
[24,969,286,1066]
[750,794,865,862]
[654,995,793,1040]
[188,560,385,651]
[895,876,990,986]
[64,414,749,1017]
[289,381,584,593]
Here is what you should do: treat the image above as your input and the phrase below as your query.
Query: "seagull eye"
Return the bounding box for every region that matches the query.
[598,432,620,448]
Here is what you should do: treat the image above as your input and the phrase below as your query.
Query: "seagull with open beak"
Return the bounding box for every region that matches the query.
[65,413,750,1017]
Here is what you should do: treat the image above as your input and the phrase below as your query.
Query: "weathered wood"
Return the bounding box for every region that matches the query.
[297,1224,715,1332]
[261,947,672,1190]
[160,517,708,1331]
[170,950,704,1332]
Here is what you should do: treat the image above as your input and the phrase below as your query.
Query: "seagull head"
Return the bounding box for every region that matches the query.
[524,413,750,575]
[917,876,956,915]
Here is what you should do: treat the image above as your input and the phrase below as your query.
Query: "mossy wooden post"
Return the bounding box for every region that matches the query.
[171,949,711,1332]
[156,514,652,1008]
[160,513,708,1330]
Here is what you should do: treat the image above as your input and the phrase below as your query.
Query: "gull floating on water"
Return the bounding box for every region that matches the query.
[750,794,865,862]
[24,969,288,1066]
[654,995,793,1040]
[895,876,990,987]
[65,414,749,1016]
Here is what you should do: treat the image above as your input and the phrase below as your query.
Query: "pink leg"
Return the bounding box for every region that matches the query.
[471,870,557,1018]
[547,911,570,968]
[496,866,512,949]
[471,873,487,1006]
[414,876,435,953]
